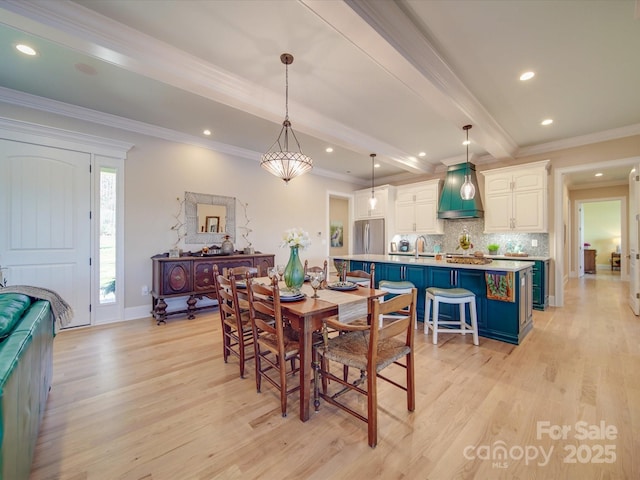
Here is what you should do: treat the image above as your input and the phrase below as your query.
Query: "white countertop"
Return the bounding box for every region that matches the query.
[389,252,551,261]
[333,254,534,272]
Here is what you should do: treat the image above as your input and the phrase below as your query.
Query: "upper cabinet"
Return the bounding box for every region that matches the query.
[355,185,394,219]
[395,180,444,234]
[482,160,550,233]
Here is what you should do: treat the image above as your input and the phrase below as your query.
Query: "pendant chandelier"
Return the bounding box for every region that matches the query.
[460,124,476,200]
[261,53,313,183]
[369,153,377,209]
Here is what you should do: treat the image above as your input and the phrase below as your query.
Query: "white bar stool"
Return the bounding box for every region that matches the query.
[424,287,479,345]
[378,280,416,328]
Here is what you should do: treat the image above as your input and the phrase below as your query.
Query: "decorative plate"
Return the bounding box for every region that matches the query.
[327,281,358,291]
[280,294,306,302]
[274,291,306,302]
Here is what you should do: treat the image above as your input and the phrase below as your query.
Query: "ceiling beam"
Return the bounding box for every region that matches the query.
[302,0,518,161]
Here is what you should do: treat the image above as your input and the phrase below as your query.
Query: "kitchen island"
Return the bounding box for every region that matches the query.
[333,254,534,345]
[390,252,550,311]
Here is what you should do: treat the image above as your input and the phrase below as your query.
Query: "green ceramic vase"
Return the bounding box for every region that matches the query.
[284,246,305,291]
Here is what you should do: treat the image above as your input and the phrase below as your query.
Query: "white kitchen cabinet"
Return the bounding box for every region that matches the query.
[395,180,443,234]
[482,160,550,233]
[355,185,393,219]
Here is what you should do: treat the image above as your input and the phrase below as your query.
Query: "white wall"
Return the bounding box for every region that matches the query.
[125,137,359,312]
[0,103,360,317]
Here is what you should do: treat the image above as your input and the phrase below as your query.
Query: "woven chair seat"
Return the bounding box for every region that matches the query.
[256,328,299,358]
[222,311,252,332]
[320,331,410,372]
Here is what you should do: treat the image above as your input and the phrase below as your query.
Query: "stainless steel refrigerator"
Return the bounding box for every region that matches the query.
[354,219,385,255]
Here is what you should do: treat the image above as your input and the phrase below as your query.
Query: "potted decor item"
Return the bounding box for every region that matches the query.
[456,227,473,255]
[281,227,311,291]
[221,235,234,255]
[487,243,500,255]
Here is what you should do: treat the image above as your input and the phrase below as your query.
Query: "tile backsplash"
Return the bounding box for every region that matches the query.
[391,217,549,256]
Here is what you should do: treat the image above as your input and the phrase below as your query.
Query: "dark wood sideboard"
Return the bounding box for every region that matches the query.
[584,249,596,274]
[151,252,275,324]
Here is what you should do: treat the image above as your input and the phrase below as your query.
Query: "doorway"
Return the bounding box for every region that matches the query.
[554,156,638,308]
[575,199,623,277]
[327,191,352,276]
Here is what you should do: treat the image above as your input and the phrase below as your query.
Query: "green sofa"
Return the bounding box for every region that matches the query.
[0,293,54,480]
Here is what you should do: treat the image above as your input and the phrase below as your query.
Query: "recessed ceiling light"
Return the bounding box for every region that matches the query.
[325,147,333,153]
[595,172,603,177]
[541,119,553,126]
[520,71,535,81]
[374,163,380,168]
[16,44,37,56]
[203,129,211,136]
[418,152,426,157]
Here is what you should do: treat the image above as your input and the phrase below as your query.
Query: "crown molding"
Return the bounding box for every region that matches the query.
[516,123,640,158]
[0,86,260,161]
[0,116,133,156]
[568,180,627,191]
[0,86,363,185]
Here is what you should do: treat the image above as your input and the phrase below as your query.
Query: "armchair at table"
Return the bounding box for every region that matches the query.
[313,288,417,447]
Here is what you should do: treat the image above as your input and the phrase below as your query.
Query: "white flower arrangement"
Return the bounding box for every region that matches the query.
[281,227,311,249]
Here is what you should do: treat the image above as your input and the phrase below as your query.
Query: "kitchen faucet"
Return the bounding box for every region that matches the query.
[415,235,427,258]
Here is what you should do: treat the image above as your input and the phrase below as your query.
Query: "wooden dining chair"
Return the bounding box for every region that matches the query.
[246,276,301,417]
[223,265,261,280]
[304,259,328,287]
[214,266,254,379]
[333,263,376,330]
[303,259,328,279]
[313,288,417,447]
[223,266,260,311]
[342,263,375,288]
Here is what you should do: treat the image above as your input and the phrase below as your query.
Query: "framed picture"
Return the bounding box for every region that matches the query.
[206,216,220,233]
[330,221,343,247]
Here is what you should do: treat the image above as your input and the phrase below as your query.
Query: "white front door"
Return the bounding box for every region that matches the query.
[0,139,91,327]
[628,166,640,315]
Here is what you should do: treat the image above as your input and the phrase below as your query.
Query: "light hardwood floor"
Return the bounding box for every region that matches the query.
[30,271,639,479]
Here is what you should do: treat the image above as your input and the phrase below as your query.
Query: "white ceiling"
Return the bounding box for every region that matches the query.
[0,0,639,187]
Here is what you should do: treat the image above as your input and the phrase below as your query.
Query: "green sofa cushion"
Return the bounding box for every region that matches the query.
[0,293,32,340]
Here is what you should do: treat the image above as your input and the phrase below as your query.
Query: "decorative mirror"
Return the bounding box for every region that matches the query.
[185,192,236,244]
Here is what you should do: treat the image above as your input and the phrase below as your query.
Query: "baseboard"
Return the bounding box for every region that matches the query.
[125,305,152,321]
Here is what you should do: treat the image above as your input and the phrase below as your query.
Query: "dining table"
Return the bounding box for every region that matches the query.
[254,277,386,422]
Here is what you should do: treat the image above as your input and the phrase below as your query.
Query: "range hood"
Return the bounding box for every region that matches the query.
[438,163,484,219]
